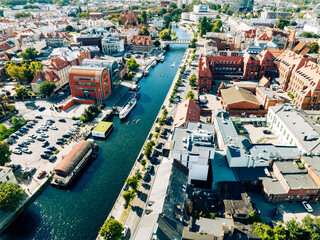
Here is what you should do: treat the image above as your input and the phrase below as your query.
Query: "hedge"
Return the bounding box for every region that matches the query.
[0,120,29,141]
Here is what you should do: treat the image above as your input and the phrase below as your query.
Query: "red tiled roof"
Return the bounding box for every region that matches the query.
[46,57,69,71]
[31,70,60,84]
[130,35,151,46]
[172,98,200,128]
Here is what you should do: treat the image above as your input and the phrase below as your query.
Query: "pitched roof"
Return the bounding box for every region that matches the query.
[130,35,151,46]
[172,98,200,129]
[257,33,272,41]
[46,57,70,71]
[221,87,260,105]
[198,56,212,78]
[31,70,60,84]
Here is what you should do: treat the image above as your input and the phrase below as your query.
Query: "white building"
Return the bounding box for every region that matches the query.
[303,23,320,35]
[0,167,18,184]
[170,122,215,184]
[267,104,320,155]
[153,19,164,28]
[101,37,125,55]
[181,5,216,23]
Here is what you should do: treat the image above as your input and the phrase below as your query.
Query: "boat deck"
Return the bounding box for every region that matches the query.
[113,92,136,114]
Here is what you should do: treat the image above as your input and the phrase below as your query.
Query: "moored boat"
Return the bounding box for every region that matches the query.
[144,70,149,76]
[119,98,137,119]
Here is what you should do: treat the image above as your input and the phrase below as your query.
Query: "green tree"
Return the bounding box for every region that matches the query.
[137,15,143,24]
[186,91,194,100]
[65,25,74,32]
[99,218,124,240]
[122,189,135,208]
[247,210,263,224]
[15,86,28,98]
[19,47,38,61]
[169,2,177,8]
[189,74,197,87]
[153,40,161,47]
[141,10,147,24]
[190,38,197,48]
[253,222,275,240]
[39,81,56,97]
[198,16,211,36]
[286,219,306,240]
[147,10,152,19]
[140,27,150,36]
[127,58,139,72]
[29,61,43,76]
[163,13,172,28]
[0,124,7,134]
[140,158,146,167]
[309,42,319,53]
[11,116,19,126]
[0,141,11,166]
[159,29,171,40]
[0,182,25,211]
[0,10,3,17]
[126,176,139,190]
[5,65,25,83]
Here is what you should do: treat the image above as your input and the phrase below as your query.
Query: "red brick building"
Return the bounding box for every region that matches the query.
[69,66,112,101]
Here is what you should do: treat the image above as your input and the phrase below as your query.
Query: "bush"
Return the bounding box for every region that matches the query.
[140,159,146,166]
[0,120,29,141]
[288,93,294,100]
[72,116,79,120]
[155,126,161,133]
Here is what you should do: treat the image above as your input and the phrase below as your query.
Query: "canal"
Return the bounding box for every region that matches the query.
[1,27,189,240]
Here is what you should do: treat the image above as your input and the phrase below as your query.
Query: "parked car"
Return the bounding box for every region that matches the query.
[50,126,58,130]
[42,141,49,147]
[269,208,279,220]
[47,146,57,151]
[37,170,46,179]
[7,164,21,172]
[122,226,129,237]
[26,138,34,143]
[143,173,150,181]
[263,130,272,135]
[62,133,70,138]
[49,155,57,162]
[43,150,53,155]
[57,137,67,142]
[18,143,27,147]
[146,164,153,173]
[21,148,32,154]
[35,115,43,119]
[29,134,37,139]
[40,133,49,138]
[302,201,313,212]
[47,119,55,123]
[161,129,166,135]
[150,155,157,164]
[13,149,22,155]
[36,129,43,134]
[10,134,18,139]
[58,119,66,122]
[56,141,64,145]
[38,107,46,111]
[155,142,162,149]
[41,154,51,159]
[30,119,38,123]
[37,137,45,142]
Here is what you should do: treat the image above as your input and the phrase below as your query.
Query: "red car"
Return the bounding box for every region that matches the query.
[37,170,46,179]
[30,119,38,123]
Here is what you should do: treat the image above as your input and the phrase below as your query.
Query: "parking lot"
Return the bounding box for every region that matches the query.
[248,192,320,224]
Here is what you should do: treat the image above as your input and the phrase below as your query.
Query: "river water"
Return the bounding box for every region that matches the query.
[1,27,189,240]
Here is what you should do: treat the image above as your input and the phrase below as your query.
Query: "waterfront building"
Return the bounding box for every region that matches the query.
[0,166,18,184]
[181,5,216,23]
[101,37,125,55]
[130,35,153,53]
[92,122,113,138]
[69,66,112,101]
[172,98,200,130]
[170,122,215,185]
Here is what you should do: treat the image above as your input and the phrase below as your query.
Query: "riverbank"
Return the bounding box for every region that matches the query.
[97,46,191,239]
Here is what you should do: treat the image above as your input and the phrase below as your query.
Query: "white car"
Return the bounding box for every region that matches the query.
[22,148,32,154]
[122,226,129,237]
[302,201,313,212]
[13,149,22,155]
[40,133,49,138]
[50,126,58,130]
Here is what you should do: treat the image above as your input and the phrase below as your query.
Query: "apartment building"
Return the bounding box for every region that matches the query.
[69,66,112,101]
[0,166,18,184]
[130,35,153,53]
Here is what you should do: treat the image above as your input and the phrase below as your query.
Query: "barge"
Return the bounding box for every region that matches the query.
[51,140,96,188]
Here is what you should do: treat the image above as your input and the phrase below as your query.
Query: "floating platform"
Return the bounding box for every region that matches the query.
[92,122,113,139]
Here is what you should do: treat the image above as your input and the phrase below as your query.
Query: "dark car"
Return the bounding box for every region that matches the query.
[62,133,70,138]
[269,208,279,220]
[263,130,272,135]
[7,164,21,172]
[47,146,57,151]
[35,115,43,119]
[155,142,162,149]
[56,140,64,145]
[150,155,157,164]
[143,173,150,181]
[43,150,53,155]
[41,154,51,159]
[57,137,67,142]
[58,119,66,122]
[42,141,49,147]
[146,164,153,173]
[49,155,57,162]
[38,107,46,111]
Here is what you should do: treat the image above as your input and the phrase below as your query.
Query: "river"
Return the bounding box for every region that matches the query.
[0,27,189,240]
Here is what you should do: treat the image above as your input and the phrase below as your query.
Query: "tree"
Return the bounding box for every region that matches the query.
[29,61,43,75]
[199,16,211,36]
[140,27,150,36]
[189,74,197,87]
[186,91,194,100]
[0,141,11,166]
[39,81,56,97]
[0,124,7,134]
[122,189,135,208]
[99,218,124,240]
[126,176,139,190]
[141,10,147,24]
[65,25,74,32]
[163,13,172,28]
[0,182,25,211]
[5,65,25,83]
[253,222,275,240]
[147,10,152,19]
[19,47,38,61]
[190,38,197,48]
[137,15,143,24]
[153,40,161,47]
[247,210,263,224]
[309,42,319,53]
[169,2,177,8]
[159,29,171,40]
[127,58,139,72]
[11,116,19,127]
[15,86,28,99]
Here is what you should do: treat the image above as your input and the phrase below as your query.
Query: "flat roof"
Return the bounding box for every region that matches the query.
[92,122,113,133]
[211,151,238,182]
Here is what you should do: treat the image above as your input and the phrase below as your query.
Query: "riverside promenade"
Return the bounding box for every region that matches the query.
[97,47,191,239]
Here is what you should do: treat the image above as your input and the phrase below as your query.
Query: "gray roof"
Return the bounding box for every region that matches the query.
[274,161,308,174]
[214,109,238,146]
[192,217,234,237]
[284,173,318,190]
[171,122,215,154]
[256,86,282,100]
[270,104,320,154]
[211,151,238,183]
[260,173,288,195]
[302,155,320,177]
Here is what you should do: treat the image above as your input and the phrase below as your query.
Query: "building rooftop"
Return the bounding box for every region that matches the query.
[211,151,238,183]
[92,122,113,133]
[221,87,260,105]
[256,86,282,100]
[172,98,200,129]
[191,217,234,237]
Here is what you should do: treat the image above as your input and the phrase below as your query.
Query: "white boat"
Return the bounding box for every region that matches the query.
[151,61,156,67]
[171,62,175,67]
[144,70,149,76]
[160,56,165,62]
[119,98,137,119]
